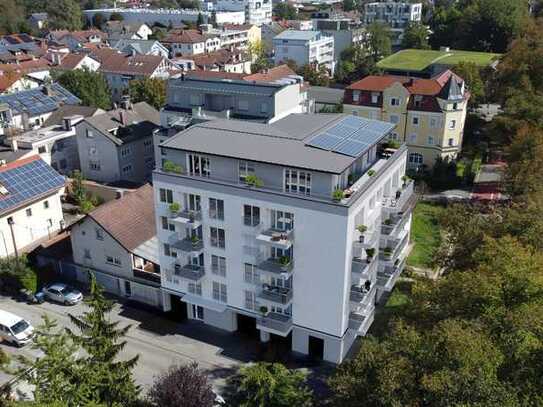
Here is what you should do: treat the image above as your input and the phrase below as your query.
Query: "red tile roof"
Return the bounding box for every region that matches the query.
[87,184,155,252]
[243,64,297,82]
[56,53,87,69]
[99,53,167,76]
[0,155,40,173]
[163,29,215,44]
[0,71,23,92]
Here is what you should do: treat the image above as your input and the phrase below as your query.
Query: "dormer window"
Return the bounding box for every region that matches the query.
[390,97,400,106]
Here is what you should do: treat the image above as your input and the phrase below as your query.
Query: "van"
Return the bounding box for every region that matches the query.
[0,310,34,347]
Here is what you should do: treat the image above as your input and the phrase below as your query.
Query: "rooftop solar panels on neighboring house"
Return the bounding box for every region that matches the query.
[0,157,65,216]
[306,115,396,157]
[0,84,81,117]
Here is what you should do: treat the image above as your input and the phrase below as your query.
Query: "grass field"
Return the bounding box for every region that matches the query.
[369,280,413,337]
[377,49,502,72]
[407,202,445,269]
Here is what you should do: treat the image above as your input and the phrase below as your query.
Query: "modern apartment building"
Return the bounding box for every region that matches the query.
[363,1,422,46]
[343,70,469,169]
[161,71,311,125]
[313,18,367,60]
[202,0,272,25]
[153,113,414,363]
[273,30,335,75]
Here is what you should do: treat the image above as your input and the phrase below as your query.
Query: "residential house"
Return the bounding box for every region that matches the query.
[308,85,344,112]
[46,30,109,51]
[0,69,41,94]
[28,13,48,30]
[261,22,286,54]
[0,156,65,257]
[70,184,162,307]
[162,29,221,57]
[313,18,367,59]
[103,21,153,41]
[187,48,251,74]
[343,70,469,169]
[75,101,160,184]
[0,84,81,136]
[153,113,413,363]
[52,53,101,72]
[200,24,261,51]
[201,0,272,25]
[111,39,169,58]
[273,30,335,75]
[363,1,422,46]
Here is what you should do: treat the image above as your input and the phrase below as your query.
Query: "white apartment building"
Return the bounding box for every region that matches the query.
[153,113,414,363]
[363,2,422,46]
[202,0,272,26]
[273,30,335,75]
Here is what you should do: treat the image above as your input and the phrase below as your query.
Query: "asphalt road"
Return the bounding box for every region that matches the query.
[0,295,244,397]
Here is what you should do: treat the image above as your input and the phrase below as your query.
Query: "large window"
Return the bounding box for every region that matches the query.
[159,188,173,203]
[186,193,201,211]
[188,154,210,177]
[244,263,259,284]
[211,255,226,276]
[244,290,257,310]
[284,169,311,196]
[243,205,260,226]
[271,210,294,231]
[212,281,227,303]
[188,282,202,296]
[209,198,224,220]
[408,153,424,165]
[210,227,225,249]
[239,161,255,183]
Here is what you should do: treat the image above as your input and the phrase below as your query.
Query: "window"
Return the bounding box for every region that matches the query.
[409,133,417,143]
[260,103,268,113]
[188,282,202,296]
[448,138,454,146]
[188,154,210,177]
[163,243,171,256]
[389,114,399,124]
[189,94,201,106]
[43,200,49,209]
[390,97,400,106]
[430,117,439,128]
[238,100,249,111]
[86,129,94,138]
[120,147,131,157]
[412,116,419,126]
[187,194,201,211]
[26,208,32,217]
[124,281,131,296]
[209,198,224,220]
[427,136,434,145]
[161,216,174,231]
[244,263,259,284]
[453,102,458,110]
[145,157,154,170]
[84,249,91,259]
[352,90,360,102]
[408,152,424,164]
[371,92,379,103]
[243,205,260,226]
[239,161,255,183]
[159,188,173,203]
[38,146,46,154]
[210,227,225,248]
[96,228,104,240]
[449,120,456,129]
[122,164,133,174]
[89,160,101,171]
[271,210,294,230]
[106,256,121,266]
[143,139,153,151]
[212,281,227,303]
[211,255,226,276]
[244,290,257,310]
[284,169,311,196]
[414,95,422,107]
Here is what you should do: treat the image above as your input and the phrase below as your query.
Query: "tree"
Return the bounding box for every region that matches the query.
[452,61,485,106]
[0,0,28,35]
[56,69,112,110]
[273,3,297,20]
[401,22,430,49]
[46,0,83,31]
[147,363,216,407]
[196,12,204,26]
[109,12,124,21]
[66,274,140,406]
[228,363,313,407]
[299,64,330,86]
[129,78,166,110]
[92,12,106,29]
[367,23,392,59]
[342,0,356,12]
[334,45,382,84]
[0,256,37,294]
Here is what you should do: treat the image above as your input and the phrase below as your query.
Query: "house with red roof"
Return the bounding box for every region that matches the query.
[344,70,470,169]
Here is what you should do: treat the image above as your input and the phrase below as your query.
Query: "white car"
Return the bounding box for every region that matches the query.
[42,283,83,305]
[0,309,34,347]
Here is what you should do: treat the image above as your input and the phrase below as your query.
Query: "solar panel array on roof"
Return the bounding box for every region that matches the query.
[306,115,396,157]
[0,84,81,116]
[0,159,65,215]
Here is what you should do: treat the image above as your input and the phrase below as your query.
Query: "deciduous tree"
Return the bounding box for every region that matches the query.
[128,78,166,110]
[56,69,112,110]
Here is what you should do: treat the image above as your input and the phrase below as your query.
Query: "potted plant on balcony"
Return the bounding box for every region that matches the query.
[365,248,375,263]
[163,160,183,174]
[396,190,402,199]
[356,225,367,243]
[191,235,200,245]
[279,255,291,270]
[169,202,180,216]
[259,305,269,316]
[332,188,344,201]
[367,170,376,177]
[383,247,392,260]
[384,218,393,226]
[401,175,409,188]
[245,174,263,188]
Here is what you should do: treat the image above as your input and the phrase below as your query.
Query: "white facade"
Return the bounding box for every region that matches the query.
[273,30,335,75]
[83,8,245,27]
[203,0,272,25]
[363,2,422,45]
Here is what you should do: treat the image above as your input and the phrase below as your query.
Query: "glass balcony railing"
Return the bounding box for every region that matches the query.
[174,263,205,281]
[257,312,292,334]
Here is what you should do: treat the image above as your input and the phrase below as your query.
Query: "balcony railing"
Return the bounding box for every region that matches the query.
[379,232,409,263]
[171,209,202,226]
[377,258,406,291]
[258,284,293,304]
[351,255,378,279]
[133,269,161,284]
[257,257,294,274]
[256,228,294,249]
[174,263,205,281]
[348,311,374,334]
[257,312,292,334]
[350,284,375,305]
[382,180,415,213]
[169,234,204,252]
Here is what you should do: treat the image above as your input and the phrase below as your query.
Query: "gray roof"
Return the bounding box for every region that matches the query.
[169,76,284,97]
[43,105,103,127]
[163,114,367,173]
[273,30,325,41]
[111,39,166,55]
[308,86,345,105]
[82,102,160,146]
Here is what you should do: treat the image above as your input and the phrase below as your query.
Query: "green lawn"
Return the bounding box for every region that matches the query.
[369,280,413,337]
[407,202,444,269]
[377,49,502,72]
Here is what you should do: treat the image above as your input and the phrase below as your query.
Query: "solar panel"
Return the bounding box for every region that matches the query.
[334,139,370,157]
[308,132,343,150]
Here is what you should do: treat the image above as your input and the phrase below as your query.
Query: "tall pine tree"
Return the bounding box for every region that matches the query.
[66,274,140,406]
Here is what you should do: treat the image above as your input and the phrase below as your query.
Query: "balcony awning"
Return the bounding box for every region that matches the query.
[181,293,228,313]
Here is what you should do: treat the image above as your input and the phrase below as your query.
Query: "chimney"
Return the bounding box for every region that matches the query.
[63,116,72,131]
[21,111,30,131]
[9,138,18,152]
[119,110,127,126]
[43,84,53,96]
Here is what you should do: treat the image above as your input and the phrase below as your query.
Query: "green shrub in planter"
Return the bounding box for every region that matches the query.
[260,305,269,315]
[332,188,344,201]
[367,170,376,176]
[169,202,180,213]
[163,160,183,174]
[245,174,263,187]
[356,225,367,233]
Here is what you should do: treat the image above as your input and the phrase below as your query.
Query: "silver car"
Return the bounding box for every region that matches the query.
[42,283,83,305]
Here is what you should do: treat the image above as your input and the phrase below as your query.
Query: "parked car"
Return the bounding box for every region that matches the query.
[0,309,34,347]
[42,283,83,305]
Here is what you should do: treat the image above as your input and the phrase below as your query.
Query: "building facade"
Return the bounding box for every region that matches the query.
[153,113,413,363]
[273,30,335,75]
[343,70,469,169]
[363,1,422,46]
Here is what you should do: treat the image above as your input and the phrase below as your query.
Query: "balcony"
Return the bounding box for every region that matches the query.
[257,256,294,275]
[377,257,406,291]
[351,255,378,280]
[349,284,375,306]
[174,263,205,281]
[379,232,409,263]
[133,269,161,284]
[169,234,204,253]
[382,179,416,214]
[256,228,294,249]
[348,311,374,335]
[381,209,411,237]
[170,209,202,228]
[257,284,293,305]
[257,312,293,336]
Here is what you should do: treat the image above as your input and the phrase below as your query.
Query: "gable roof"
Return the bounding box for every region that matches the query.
[99,52,166,76]
[243,65,297,83]
[56,53,95,70]
[0,155,65,216]
[111,39,167,55]
[163,29,215,44]
[82,102,160,145]
[43,105,104,127]
[86,184,155,252]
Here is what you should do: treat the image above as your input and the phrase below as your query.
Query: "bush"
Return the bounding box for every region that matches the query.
[332,188,344,201]
[169,202,180,213]
[163,160,183,174]
[0,257,38,294]
[245,174,263,187]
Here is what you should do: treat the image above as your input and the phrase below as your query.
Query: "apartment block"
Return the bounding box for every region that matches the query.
[363,1,422,46]
[153,113,414,363]
[203,0,273,26]
[343,70,469,169]
[273,30,335,75]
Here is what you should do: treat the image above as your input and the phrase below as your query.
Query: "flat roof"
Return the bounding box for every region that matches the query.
[162,113,393,174]
[273,30,323,41]
[377,49,502,72]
